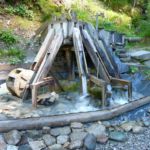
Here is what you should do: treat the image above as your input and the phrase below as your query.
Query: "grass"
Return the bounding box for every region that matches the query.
[0,48,25,64]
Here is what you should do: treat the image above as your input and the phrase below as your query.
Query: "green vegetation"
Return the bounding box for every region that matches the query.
[0,48,25,64]
[4,4,34,20]
[129,66,139,74]
[0,30,18,45]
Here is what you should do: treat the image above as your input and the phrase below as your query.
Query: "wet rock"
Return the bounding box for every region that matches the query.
[18,144,32,150]
[42,134,56,146]
[57,135,69,145]
[69,140,83,150]
[7,145,18,150]
[49,144,63,150]
[70,132,87,141]
[42,126,51,134]
[130,50,150,61]
[109,131,127,142]
[50,126,71,136]
[29,140,46,150]
[0,135,7,150]
[132,126,144,134]
[84,134,96,150]
[71,122,83,129]
[4,130,21,145]
[86,123,106,138]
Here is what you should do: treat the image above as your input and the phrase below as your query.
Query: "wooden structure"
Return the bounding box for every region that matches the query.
[6,18,132,107]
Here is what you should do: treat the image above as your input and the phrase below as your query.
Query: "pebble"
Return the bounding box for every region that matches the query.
[18,144,32,150]
[49,144,63,150]
[42,126,51,134]
[132,126,144,134]
[4,130,21,145]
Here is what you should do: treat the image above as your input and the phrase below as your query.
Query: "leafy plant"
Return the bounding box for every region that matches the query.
[0,30,18,45]
[5,4,34,20]
[129,66,139,74]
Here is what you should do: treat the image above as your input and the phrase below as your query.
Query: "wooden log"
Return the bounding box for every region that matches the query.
[0,96,150,132]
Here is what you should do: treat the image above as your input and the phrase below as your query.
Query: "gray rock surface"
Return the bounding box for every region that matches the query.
[70,122,83,129]
[42,126,51,134]
[84,134,96,150]
[130,50,150,61]
[132,126,144,134]
[29,140,46,150]
[109,131,127,142]
[50,126,71,136]
[42,134,56,146]
[57,135,69,145]
[7,145,18,150]
[48,144,63,150]
[18,144,32,150]
[4,130,21,145]
[0,135,7,150]
[69,140,83,150]
[70,131,87,141]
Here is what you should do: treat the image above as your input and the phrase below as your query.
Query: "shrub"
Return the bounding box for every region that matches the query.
[0,30,18,45]
[5,4,34,20]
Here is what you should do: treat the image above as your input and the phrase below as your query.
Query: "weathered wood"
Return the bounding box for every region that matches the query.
[81,29,110,82]
[31,29,55,71]
[0,96,149,132]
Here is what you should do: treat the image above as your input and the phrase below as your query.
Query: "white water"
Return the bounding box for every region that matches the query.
[81,75,88,97]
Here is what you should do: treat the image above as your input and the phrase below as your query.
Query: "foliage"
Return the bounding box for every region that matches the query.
[129,66,139,74]
[0,30,18,45]
[5,4,34,20]
[0,48,25,64]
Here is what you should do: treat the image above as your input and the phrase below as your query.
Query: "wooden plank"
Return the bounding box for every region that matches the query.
[31,29,55,71]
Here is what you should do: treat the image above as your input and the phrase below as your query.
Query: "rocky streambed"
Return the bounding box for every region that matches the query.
[0,117,150,150]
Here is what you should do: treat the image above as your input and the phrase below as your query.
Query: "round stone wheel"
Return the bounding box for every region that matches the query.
[6,68,34,98]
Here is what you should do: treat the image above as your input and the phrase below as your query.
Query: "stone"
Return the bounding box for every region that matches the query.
[109,131,127,142]
[86,123,106,138]
[102,121,111,128]
[72,128,84,132]
[42,134,56,146]
[84,134,96,150]
[7,145,18,150]
[18,144,32,150]
[132,126,144,134]
[42,126,51,134]
[120,121,135,132]
[29,140,46,150]
[70,122,83,129]
[26,130,42,139]
[69,140,83,150]
[50,127,71,136]
[130,50,150,61]
[97,134,108,144]
[70,132,87,141]
[144,60,150,67]
[63,142,70,149]
[57,135,69,145]
[49,144,63,150]
[0,135,7,150]
[142,117,150,127]
[4,130,21,145]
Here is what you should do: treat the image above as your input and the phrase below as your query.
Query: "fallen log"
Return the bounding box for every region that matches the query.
[0,96,150,132]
